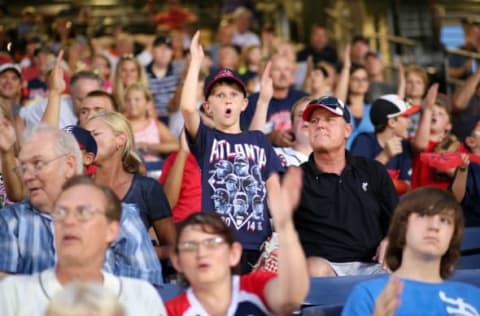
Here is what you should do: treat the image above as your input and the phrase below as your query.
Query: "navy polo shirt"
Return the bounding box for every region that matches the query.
[294,152,398,262]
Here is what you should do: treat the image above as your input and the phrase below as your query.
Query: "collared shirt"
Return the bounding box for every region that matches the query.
[0,200,163,286]
[294,152,398,262]
[0,269,167,316]
[19,96,77,129]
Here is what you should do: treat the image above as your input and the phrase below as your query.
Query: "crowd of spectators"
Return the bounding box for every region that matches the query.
[0,3,479,315]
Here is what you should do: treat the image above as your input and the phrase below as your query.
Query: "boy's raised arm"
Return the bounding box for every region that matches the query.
[411,83,438,154]
[181,31,204,139]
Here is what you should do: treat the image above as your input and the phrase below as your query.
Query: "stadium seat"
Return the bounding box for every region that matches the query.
[459,226,480,269]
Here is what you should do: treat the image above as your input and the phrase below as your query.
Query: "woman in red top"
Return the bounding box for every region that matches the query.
[166,168,309,316]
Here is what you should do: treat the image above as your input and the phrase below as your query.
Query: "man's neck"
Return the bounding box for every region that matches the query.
[55,263,104,286]
[376,129,395,148]
[272,87,289,99]
[369,73,384,82]
[152,63,168,78]
[393,250,443,283]
[313,149,347,175]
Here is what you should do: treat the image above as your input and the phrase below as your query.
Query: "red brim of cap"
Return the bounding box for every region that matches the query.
[205,77,246,99]
[400,105,421,116]
[302,103,342,121]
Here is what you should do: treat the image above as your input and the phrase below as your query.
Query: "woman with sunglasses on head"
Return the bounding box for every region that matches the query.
[166,167,309,316]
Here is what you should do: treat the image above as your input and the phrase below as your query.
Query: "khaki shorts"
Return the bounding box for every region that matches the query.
[326,260,386,276]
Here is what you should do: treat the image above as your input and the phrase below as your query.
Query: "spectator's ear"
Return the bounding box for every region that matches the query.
[106,221,120,244]
[202,101,213,116]
[229,241,242,267]
[387,118,396,129]
[83,152,95,166]
[65,154,77,178]
[240,97,248,112]
[170,253,183,273]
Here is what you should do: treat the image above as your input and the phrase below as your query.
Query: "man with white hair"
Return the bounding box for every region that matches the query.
[0,124,163,287]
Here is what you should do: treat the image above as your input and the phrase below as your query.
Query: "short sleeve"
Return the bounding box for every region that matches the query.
[261,134,284,179]
[351,133,377,159]
[186,121,207,166]
[341,283,376,316]
[145,179,172,221]
[0,209,19,272]
[240,271,277,306]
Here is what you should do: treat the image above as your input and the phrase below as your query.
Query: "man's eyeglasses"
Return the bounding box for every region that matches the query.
[17,154,68,176]
[51,205,106,222]
[177,236,226,253]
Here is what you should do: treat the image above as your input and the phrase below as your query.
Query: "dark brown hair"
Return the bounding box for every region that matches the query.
[175,212,240,282]
[61,175,122,222]
[385,187,464,279]
[85,90,119,112]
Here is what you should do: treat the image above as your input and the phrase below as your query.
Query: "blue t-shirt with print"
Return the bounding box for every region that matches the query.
[346,104,374,150]
[187,122,283,250]
[351,132,413,181]
[240,88,307,131]
[342,275,480,316]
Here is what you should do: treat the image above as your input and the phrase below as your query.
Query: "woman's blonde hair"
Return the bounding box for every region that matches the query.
[46,282,124,316]
[88,111,142,174]
[113,55,149,113]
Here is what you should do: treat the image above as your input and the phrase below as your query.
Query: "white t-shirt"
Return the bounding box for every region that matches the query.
[232,31,260,47]
[19,96,78,129]
[0,269,167,316]
[274,147,309,167]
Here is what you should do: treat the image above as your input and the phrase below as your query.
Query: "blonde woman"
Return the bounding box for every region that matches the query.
[113,55,149,113]
[84,112,175,260]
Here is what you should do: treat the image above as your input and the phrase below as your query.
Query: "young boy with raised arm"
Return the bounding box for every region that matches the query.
[180,31,283,273]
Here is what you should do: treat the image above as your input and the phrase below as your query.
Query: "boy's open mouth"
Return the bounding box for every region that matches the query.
[225,108,232,115]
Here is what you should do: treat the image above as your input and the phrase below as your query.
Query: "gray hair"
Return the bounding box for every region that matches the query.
[45,282,124,316]
[22,124,83,174]
[70,71,103,89]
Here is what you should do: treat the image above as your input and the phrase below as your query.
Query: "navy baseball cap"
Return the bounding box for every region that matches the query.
[153,35,172,48]
[204,68,247,99]
[64,125,97,157]
[302,96,351,123]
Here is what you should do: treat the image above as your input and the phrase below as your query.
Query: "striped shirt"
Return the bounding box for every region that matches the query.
[0,200,163,285]
[146,62,183,117]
